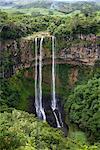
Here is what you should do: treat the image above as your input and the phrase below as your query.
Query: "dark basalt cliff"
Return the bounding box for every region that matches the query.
[0,34,100,78]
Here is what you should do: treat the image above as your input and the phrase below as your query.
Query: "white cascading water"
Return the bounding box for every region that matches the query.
[39,37,46,121]
[35,37,46,121]
[51,36,61,128]
[51,36,56,111]
[59,111,63,127]
[35,36,63,127]
[35,37,39,116]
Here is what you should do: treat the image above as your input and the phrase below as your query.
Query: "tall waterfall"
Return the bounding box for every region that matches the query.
[51,36,61,128]
[39,37,46,121]
[35,36,63,128]
[35,37,46,121]
[51,36,56,111]
[35,37,39,116]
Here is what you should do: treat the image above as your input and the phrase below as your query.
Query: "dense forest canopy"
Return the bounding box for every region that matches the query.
[0,9,100,39]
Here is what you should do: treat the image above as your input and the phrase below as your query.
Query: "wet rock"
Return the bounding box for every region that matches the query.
[27,95,69,135]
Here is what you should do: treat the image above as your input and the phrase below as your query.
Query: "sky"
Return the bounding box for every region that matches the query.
[56,0,98,1]
[2,0,97,1]
[2,0,99,2]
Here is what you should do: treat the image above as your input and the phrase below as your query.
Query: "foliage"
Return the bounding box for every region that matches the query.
[0,109,99,150]
[0,2,100,148]
[0,8,100,39]
[0,78,20,111]
[66,77,100,141]
[0,23,27,39]
[0,71,35,112]
[53,1,100,15]
[0,109,66,150]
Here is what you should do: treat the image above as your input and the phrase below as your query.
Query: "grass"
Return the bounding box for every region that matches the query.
[1,7,66,17]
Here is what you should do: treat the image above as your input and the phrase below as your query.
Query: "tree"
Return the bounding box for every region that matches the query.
[0,23,26,39]
[0,110,99,150]
[67,77,100,141]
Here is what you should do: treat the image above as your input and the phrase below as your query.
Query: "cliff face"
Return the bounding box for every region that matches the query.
[0,35,100,78]
[1,35,99,99]
[57,35,100,66]
[59,43,99,65]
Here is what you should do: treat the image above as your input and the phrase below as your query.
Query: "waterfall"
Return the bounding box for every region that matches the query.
[51,36,61,128]
[51,36,56,111]
[59,111,63,127]
[35,37,46,121]
[35,36,63,128]
[35,37,39,116]
[53,111,61,128]
[39,37,46,121]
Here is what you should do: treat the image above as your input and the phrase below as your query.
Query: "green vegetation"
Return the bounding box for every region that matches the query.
[53,1,100,15]
[0,0,100,149]
[0,0,100,15]
[1,23,27,39]
[0,109,99,150]
[0,109,66,150]
[66,77,100,142]
[0,5,100,40]
[0,71,34,112]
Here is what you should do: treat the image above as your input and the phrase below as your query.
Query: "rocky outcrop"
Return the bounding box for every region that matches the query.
[69,67,78,86]
[0,35,100,78]
[59,43,99,66]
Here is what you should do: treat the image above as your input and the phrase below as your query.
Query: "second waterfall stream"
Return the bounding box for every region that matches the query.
[51,36,61,128]
[34,36,63,128]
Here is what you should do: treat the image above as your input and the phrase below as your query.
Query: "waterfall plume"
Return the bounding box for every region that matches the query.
[34,36,63,128]
[35,37,46,121]
[51,36,61,128]
[35,37,39,116]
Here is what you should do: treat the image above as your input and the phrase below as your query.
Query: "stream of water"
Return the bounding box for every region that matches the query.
[35,36,63,127]
[51,36,61,128]
[35,37,46,121]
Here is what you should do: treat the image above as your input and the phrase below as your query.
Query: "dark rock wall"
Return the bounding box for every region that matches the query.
[0,35,100,78]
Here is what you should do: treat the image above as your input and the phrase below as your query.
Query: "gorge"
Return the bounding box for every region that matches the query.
[0,33,100,150]
[0,32,100,141]
[0,34,99,112]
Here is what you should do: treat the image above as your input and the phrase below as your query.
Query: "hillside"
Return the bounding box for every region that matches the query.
[0,0,100,15]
